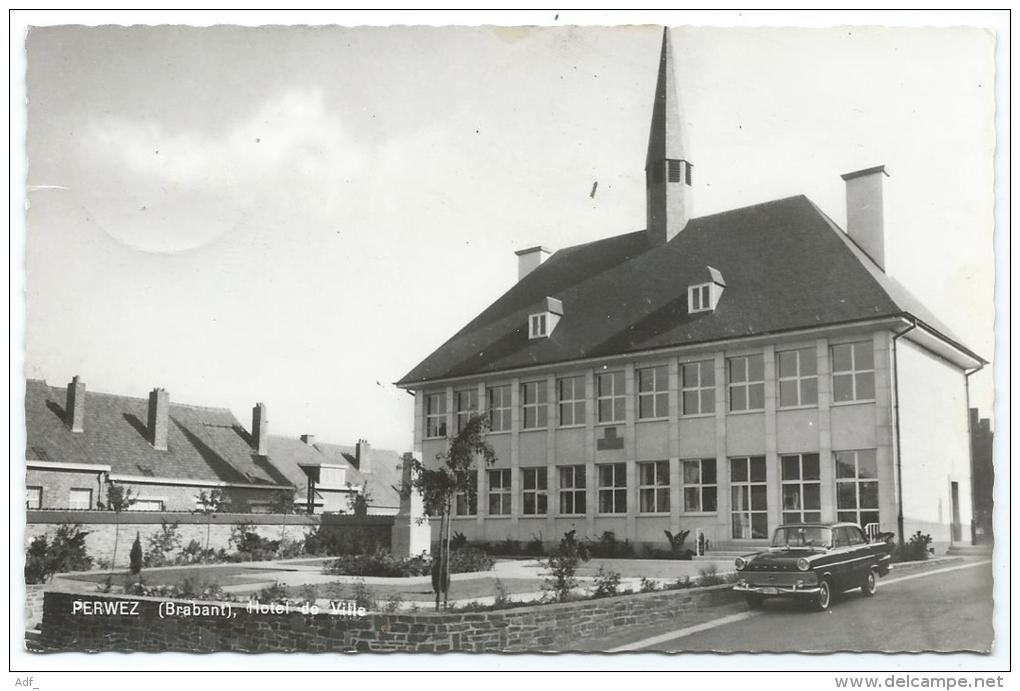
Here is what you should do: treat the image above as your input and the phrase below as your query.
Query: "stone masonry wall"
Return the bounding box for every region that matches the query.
[41,584,740,653]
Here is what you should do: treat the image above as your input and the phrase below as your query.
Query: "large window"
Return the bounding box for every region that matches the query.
[597,462,627,514]
[638,460,670,513]
[425,392,447,438]
[728,354,765,412]
[522,468,548,515]
[835,449,880,529]
[454,470,477,516]
[130,499,165,512]
[558,465,586,515]
[637,365,669,419]
[557,376,586,427]
[731,456,767,539]
[454,388,478,432]
[596,371,626,423]
[681,360,715,416]
[521,380,548,429]
[831,341,875,403]
[780,453,821,523]
[487,385,511,432]
[777,347,818,408]
[488,469,512,516]
[69,488,92,510]
[26,486,42,510]
[682,459,717,513]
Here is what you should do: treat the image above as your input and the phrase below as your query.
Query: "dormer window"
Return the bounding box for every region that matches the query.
[528,296,564,340]
[687,266,726,314]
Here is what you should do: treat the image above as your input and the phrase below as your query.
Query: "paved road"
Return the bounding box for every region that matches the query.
[578,559,994,653]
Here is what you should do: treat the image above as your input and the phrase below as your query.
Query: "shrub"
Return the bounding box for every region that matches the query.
[592,566,622,598]
[587,531,635,558]
[450,532,468,550]
[382,592,404,613]
[351,580,378,611]
[125,579,234,602]
[303,524,385,556]
[449,546,494,573]
[129,533,143,576]
[144,520,182,567]
[640,577,659,593]
[525,535,544,557]
[697,564,723,586]
[893,531,933,562]
[298,584,319,605]
[664,529,690,553]
[255,581,290,604]
[25,524,93,583]
[323,549,431,577]
[493,579,513,608]
[543,530,591,602]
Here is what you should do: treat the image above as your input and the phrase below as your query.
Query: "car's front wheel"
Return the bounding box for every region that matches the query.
[861,568,878,597]
[813,579,832,611]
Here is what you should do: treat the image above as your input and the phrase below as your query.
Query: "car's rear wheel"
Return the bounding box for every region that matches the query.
[813,579,832,611]
[746,594,764,609]
[861,568,878,597]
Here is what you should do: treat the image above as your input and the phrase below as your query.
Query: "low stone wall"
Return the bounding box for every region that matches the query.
[25,585,46,630]
[40,584,740,653]
[26,511,394,568]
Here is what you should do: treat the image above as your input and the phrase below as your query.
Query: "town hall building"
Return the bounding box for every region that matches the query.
[396,28,984,554]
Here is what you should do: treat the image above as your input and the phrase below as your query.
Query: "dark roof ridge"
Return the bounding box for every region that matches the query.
[33,380,235,415]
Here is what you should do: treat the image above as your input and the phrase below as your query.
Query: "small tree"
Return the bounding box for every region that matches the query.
[129,532,143,577]
[406,414,497,610]
[345,480,373,517]
[193,489,228,551]
[543,530,591,602]
[269,488,296,542]
[103,481,136,568]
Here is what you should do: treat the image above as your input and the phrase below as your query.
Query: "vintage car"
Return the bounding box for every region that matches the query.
[732,522,894,611]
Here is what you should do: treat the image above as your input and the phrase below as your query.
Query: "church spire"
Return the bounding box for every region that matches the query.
[645,27,692,246]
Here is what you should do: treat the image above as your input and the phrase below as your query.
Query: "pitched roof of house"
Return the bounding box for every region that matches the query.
[398,195,981,386]
[24,379,292,487]
[267,437,404,510]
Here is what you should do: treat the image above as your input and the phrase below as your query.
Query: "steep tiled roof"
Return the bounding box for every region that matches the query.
[25,380,292,487]
[398,195,980,385]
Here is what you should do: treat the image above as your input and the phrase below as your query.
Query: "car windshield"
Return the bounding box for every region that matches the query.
[771,526,832,549]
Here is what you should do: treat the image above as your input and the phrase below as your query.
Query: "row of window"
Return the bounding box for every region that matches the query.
[448,450,879,540]
[25,487,165,512]
[425,341,876,437]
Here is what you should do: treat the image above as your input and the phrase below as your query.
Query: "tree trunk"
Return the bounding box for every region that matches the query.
[205,520,212,553]
[433,511,446,612]
[443,496,453,609]
[112,515,121,569]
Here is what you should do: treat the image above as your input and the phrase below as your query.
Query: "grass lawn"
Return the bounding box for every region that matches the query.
[66,564,300,588]
[576,557,732,579]
[287,577,544,603]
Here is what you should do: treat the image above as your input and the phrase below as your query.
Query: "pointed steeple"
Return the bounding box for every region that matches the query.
[645,27,693,246]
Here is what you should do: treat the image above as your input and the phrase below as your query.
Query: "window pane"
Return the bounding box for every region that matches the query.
[684,487,701,512]
[832,344,853,372]
[837,511,856,523]
[782,455,800,480]
[575,493,586,514]
[731,459,748,483]
[656,393,668,416]
[751,485,768,510]
[682,364,698,387]
[751,513,768,539]
[639,396,653,419]
[782,485,801,510]
[615,490,627,513]
[835,452,856,479]
[656,460,669,480]
[640,488,655,513]
[683,390,699,414]
[783,512,802,524]
[537,494,547,514]
[639,463,655,486]
[799,348,817,376]
[856,372,875,400]
[858,449,878,478]
[599,491,613,513]
[860,511,880,528]
[559,467,573,488]
[748,383,765,409]
[598,465,613,486]
[523,470,535,490]
[523,494,535,514]
[860,481,879,509]
[803,454,820,480]
[537,469,547,490]
[575,467,586,488]
[701,389,715,414]
[598,399,612,422]
[683,461,700,485]
[833,374,854,402]
[805,512,822,523]
[854,341,874,370]
[729,359,747,383]
[748,354,764,381]
[779,380,799,407]
[614,398,625,422]
[702,363,715,387]
[656,488,670,512]
[703,487,717,512]
[837,483,858,509]
[750,457,767,483]
[574,402,586,425]
[702,460,716,484]
[778,350,797,377]
[804,484,821,510]
[730,386,747,411]
[800,377,818,405]
[732,485,748,510]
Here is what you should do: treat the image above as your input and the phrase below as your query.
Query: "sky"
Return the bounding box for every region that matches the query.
[21,22,997,452]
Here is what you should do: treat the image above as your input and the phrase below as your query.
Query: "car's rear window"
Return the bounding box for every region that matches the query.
[771,526,832,548]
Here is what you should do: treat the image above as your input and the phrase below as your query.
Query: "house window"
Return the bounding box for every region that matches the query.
[130,499,165,512]
[425,392,447,438]
[832,341,875,402]
[667,159,682,183]
[529,313,548,339]
[684,161,693,185]
[26,486,42,510]
[557,376,586,427]
[682,459,717,513]
[597,462,627,514]
[781,453,821,523]
[728,353,765,412]
[689,283,713,313]
[778,347,818,408]
[487,385,511,432]
[319,466,345,488]
[488,469,512,516]
[596,371,626,423]
[835,449,880,529]
[730,456,767,539]
[521,380,548,429]
[522,468,548,515]
[681,360,715,415]
[455,388,479,432]
[247,501,272,515]
[558,465,586,515]
[638,460,670,513]
[637,365,669,419]
[69,488,92,510]
[454,471,477,516]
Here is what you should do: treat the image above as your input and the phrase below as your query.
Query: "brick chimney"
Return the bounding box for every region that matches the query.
[251,403,269,455]
[841,165,889,271]
[514,246,551,282]
[300,434,316,446]
[355,439,372,474]
[147,388,170,451]
[65,375,85,433]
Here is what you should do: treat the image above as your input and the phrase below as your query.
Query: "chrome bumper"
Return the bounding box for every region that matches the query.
[733,583,821,597]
